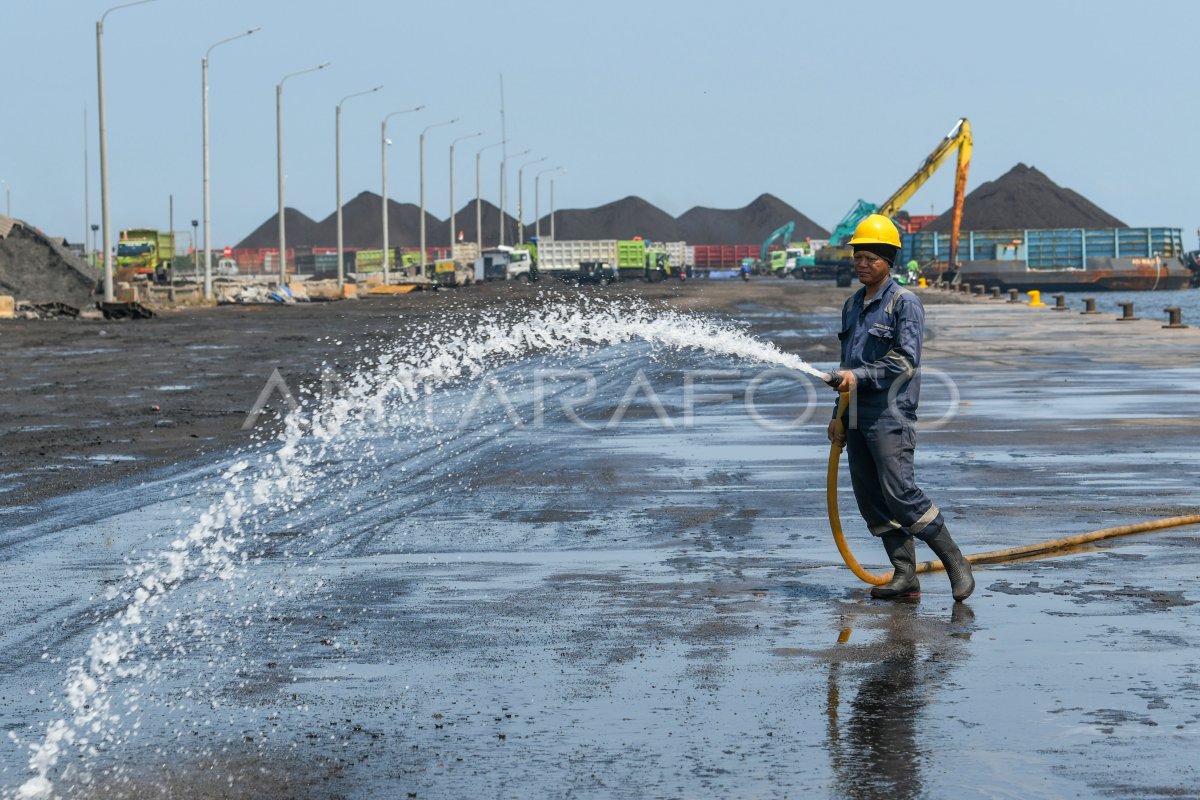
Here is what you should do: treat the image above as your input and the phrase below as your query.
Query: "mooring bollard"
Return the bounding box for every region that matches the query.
[960,283,971,294]
[1081,297,1099,314]
[990,286,1001,299]
[1163,307,1188,329]
[973,285,985,296]
[1028,290,1046,307]
[1117,301,1138,321]
[1007,289,1020,303]
[1052,293,1067,311]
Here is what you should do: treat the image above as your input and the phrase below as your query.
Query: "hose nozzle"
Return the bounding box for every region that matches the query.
[823,371,844,390]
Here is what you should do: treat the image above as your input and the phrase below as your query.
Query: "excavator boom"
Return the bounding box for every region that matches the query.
[879,118,972,269]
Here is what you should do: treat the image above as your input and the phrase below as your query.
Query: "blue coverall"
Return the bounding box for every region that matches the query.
[835,276,941,538]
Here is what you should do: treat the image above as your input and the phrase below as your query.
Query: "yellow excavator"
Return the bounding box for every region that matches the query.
[810,118,972,286]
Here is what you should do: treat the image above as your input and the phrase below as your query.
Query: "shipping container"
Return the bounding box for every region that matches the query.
[901,227,1184,270]
[691,244,759,271]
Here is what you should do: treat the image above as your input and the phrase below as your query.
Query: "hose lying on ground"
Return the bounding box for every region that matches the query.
[826,394,1200,585]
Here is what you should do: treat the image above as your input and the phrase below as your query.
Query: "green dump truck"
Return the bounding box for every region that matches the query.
[116,229,175,283]
[617,240,671,282]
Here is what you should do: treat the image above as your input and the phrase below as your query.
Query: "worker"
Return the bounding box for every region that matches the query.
[825,214,974,602]
[905,258,920,285]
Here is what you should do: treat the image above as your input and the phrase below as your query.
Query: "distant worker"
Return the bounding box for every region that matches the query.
[906,258,920,284]
[825,214,974,602]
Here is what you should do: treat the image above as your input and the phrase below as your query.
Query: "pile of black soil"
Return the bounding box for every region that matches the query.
[0,217,97,309]
[925,163,1126,232]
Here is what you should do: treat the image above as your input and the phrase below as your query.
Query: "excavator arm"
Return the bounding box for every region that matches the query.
[760,221,795,263]
[878,118,972,268]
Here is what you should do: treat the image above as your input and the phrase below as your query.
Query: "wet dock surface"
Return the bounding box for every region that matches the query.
[2,286,1198,798]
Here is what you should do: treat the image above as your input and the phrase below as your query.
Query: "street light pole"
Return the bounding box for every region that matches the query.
[419,118,457,272]
[535,165,563,242]
[335,85,383,289]
[97,0,159,303]
[449,131,482,260]
[498,148,529,247]
[475,140,504,256]
[381,106,423,285]
[203,27,259,300]
[277,62,329,286]
[516,156,545,244]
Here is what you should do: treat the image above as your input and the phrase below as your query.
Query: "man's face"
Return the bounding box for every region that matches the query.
[852,251,890,286]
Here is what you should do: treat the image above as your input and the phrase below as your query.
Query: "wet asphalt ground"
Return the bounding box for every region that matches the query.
[1,282,1199,798]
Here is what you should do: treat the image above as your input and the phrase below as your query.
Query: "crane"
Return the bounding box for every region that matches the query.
[810,118,973,285]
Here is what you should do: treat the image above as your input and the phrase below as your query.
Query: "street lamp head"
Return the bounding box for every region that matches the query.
[100,0,158,25]
[339,85,383,108]
[280,62,331,87]
[206,26,261,59]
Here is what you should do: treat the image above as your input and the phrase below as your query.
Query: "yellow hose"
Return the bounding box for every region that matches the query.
[826,393,1200,584]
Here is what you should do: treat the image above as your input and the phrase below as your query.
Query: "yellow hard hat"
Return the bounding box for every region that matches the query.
[848,214,902,248]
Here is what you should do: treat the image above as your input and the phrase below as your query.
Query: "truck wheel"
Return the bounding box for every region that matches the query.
[836,271,853,288]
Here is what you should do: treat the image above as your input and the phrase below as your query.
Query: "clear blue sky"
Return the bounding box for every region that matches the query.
[3,0,1197,249]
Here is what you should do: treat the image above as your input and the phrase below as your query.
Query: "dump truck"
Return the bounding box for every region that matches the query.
[617,240,671,282]
[116,229,175,283]
[473,246,534,282]
[430,258,473,287]
[536,240,620,277]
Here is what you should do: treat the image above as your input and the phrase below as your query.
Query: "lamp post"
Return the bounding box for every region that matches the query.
[535,166,563,242]
[202,27,259,300]
[475,140,505,255]
[277,62,329,286]
[97,0,159,303]
[191,219,199,280]
[551,177,564,240]
[91,223,99,268]
[498,148,529,246]
[335,85,383,288]
[380,106,424,285]
[419,118,457,271]
[516,156,545,244]
[449,131,482,260]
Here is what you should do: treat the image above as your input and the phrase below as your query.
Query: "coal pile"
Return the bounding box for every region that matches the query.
[0,216,97,311]
[238,193,829,247]
[433,200,520,247]
[235,207,321,249]
[533,196,679,242]
[309,192,442,250]
[677,193,828,243]
[925,164,1126,232]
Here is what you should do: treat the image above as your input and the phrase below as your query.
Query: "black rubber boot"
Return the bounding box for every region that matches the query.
[916,518,975,602]
[870,533,921,600]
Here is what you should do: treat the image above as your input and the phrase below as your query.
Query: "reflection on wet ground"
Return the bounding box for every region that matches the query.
[1,301,1198,798]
